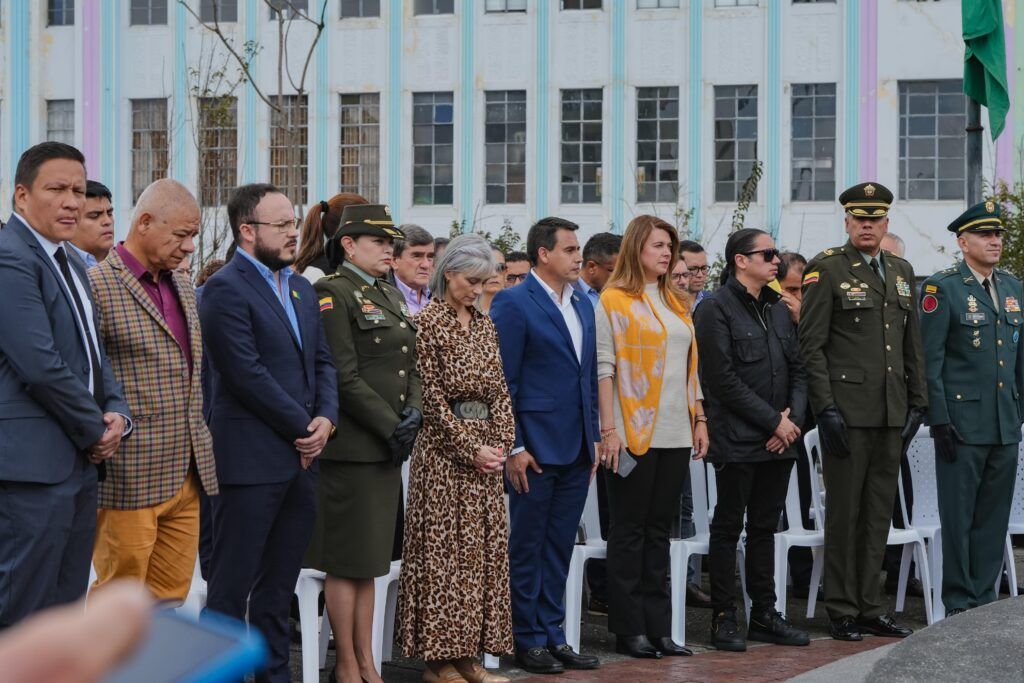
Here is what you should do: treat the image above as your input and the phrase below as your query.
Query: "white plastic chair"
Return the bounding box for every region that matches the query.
[1000,450,1024,598]
[179,558,207,619]
[563,475,606,652]
[896,428,945,619]
[773,462,825,619]
[804,428,935,625]
[669,459,711,645]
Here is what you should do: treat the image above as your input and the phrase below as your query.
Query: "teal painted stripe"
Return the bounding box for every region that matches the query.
[388,0,402,222]
[534,0,550,219]
[242,0,258,183]
[765,0,781,237]
[314,18,329,204]
[101,0,121,204]
[459,0,474,227]
[687,0,702,239]
[843,0,860,186]
[173,0,188,182]
[9,1,30,163]
[610,0,625,233]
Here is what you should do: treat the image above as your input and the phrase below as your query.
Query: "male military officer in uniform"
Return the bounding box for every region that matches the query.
[799,182,928,641]
[919,201,1023,617]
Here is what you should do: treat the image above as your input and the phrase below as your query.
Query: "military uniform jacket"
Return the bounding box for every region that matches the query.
[798,241,928,428]
[919,260,1024,445]
[315,266,423,463]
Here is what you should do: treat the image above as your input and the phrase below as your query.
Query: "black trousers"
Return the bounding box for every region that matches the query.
[606,447,688,636]
[708,459,793,614]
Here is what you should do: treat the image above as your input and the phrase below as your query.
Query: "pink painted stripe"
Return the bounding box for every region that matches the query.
[994,9,1014,186]
[859,0,878,180]
[81,0,101,171]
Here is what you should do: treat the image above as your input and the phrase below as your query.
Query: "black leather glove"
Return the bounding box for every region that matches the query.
[393,407,422,446]
[929,423,963,463]
[900,406,928,457]
[387,434,414,467]
[816,406,850,459]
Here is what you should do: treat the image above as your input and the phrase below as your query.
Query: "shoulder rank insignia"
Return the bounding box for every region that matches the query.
[924,284,938,294]
[803,271,820,285]
[319,296,334,312]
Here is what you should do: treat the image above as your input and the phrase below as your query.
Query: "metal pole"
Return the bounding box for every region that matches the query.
[966,98,984,205]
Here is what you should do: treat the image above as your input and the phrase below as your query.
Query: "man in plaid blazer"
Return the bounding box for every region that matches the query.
[88,179,218,602]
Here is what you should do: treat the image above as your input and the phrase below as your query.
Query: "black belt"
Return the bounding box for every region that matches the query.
[449,401,490,420]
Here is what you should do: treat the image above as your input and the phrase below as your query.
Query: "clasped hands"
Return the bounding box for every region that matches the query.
[765,408,801,455]
[87,413,126,465]
[295,416,334,470]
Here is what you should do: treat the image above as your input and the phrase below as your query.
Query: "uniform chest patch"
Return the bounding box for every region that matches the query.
[1005,297,1021,312]
[922,294,938,313]
[896,276,911,298]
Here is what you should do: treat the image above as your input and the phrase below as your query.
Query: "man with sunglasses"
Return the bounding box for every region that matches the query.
[505,251,531,288]
[799,182,928,642]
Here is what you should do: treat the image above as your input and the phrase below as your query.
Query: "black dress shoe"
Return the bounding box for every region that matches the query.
[614,635,662,659]
[856,615,912,638]
[829,616,863,641]
[649,636,692,656]
[686,582,713,608]
[515,647,565,674]
[946,607,967,617]
[548,644,600,669]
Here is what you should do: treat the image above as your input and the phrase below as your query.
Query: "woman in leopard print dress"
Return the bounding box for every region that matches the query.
[398,235,515,683]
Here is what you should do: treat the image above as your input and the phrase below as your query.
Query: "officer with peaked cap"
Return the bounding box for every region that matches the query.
[919,200,1023,617]
[798,182,928,641]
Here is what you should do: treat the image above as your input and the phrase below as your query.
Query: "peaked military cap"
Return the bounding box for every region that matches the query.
[335,204,405,240]
[947,199,1005,234]
[838,182,894,217]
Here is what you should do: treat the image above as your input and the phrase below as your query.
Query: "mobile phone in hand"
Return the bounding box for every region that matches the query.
[616,448,638,478]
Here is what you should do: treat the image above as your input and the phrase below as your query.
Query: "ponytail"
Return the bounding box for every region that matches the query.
[295,192,369,273]
[721,228,768,286]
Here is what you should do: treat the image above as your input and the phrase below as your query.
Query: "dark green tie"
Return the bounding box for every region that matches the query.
[870,257,883,282]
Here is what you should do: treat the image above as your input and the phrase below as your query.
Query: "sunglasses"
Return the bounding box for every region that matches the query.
[741,248,780,262]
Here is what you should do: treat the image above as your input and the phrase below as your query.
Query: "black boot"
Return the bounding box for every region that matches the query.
[747,609,810,646]
[710,609,746,652]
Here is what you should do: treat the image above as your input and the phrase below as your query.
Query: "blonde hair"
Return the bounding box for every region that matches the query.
[606,215,688,315]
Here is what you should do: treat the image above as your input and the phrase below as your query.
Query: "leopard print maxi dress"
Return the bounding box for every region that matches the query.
[398,299,516,661]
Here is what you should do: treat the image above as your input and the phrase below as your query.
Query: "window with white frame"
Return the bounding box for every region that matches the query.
[269,95,309,206]
[637,0,680,8]
[197,97,237,208]
[269,0,309,19]
[340,93,380,201]
[899,80,967,201]
[715,0,757,6]
[561,88,603,204]
[636,87,679,203]
[486,0,527,12]
[414,0,454,14]
[790,83,836,202]
[562,0,602,8]
[341,0,380,17]
[46,100,75,145]
[48,0,74,26]
[412,92,454,205]
[131,99,170,203]
[485,90,527,204]
[200,0,238,22]
[130,0,168,25]
[714,84,758,202]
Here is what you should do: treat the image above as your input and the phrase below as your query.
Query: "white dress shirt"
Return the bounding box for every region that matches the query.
[532,270,583,362]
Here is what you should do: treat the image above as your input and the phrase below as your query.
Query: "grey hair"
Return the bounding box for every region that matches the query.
[393,224,434,258]
[429,233,496,301]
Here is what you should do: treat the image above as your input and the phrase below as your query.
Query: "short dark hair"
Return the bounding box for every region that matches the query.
[85,180,112,202]
[433,236,450,250]
[506,250,529,264]
[393,224,434,258]
[679,239,705,255]
[227,183,282,242]
[526,217,579,266]
[777,251,807,281]
[14,142,86,190]
[582,232,622,265]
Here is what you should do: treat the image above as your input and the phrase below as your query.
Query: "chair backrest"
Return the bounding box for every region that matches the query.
[902,427,940,527]
[579,476,604,543]
[1010,451,1024,528]
[690,458,711,535]
[804,428,826,530]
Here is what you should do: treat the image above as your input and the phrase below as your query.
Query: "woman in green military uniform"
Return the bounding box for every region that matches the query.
[305,204,423,683]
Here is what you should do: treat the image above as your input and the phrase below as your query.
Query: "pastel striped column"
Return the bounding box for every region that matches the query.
[610,0,626,232]
[82,0,102,168]
[314,12,330,204]
[687,0,703,238]
[843,0,861,187]
[387,0,403,222]
[459,0,475,227]
[859,0,877,181]
[766,1,782,237]
[8,2,30,162]
[534,0,551,220]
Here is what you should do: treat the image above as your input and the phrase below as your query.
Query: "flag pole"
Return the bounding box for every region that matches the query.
[966,97,984,205]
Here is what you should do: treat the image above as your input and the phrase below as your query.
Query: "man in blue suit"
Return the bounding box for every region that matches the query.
[0,142,130,627]
[491,217,601,674]
[199,183,338,683]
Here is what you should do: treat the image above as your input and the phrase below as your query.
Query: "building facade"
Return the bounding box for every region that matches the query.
[2,0,1022,271]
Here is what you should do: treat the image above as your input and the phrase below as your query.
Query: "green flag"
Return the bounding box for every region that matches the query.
[962,0,1010,140]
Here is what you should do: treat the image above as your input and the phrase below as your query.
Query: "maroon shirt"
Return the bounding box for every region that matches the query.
[117,244,193,372]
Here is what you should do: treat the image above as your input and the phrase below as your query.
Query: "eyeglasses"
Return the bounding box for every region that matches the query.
[742,248,781,262]
[505,273,528,284]
[247,218,298,233]
[687,265,710,275]
[671,272,690,282]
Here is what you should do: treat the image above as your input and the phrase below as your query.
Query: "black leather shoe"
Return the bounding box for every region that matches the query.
[856,615,912,638]
[829,616,863,641]
[614,635,662,659]
[946,607,967,617]
[548,644,600,669]
[885,576,924,598]
[748,609,810,646]
[515,647,565,674]
[710,610,746,652]
[649,636,692,656]
[686,582,713,608]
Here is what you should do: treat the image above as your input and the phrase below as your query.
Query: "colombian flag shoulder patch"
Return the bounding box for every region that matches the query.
[802,271,820,286]
[319,296,334,312]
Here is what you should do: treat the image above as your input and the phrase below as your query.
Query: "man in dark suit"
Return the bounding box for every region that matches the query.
[199,183,338,683]
[491,217,602,674]
[0,142,130,627]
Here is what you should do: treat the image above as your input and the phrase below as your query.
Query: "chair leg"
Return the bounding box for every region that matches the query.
[318,608,332,669]
[895,544,913,613]
[774,540,789,620]
[670,545,687,646]
[296,578,324,683]
[370,575,389,675]
[1004,534,1019,597]
[932,531,945,620]
[913,541,933,625]
[483,654,500,669]
[806,547,823,619]
[563,554,585,653]
[737,545,751,624]
[382,577,399,664]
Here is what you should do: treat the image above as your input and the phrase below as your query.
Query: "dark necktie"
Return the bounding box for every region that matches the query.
[54,246,106,409]
[983,278,997,310]
[870,257,882,281]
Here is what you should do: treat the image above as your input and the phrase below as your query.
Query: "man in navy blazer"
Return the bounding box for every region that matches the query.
[0,142,130,627]
[491,217,601,674]
[199,183,338,683]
